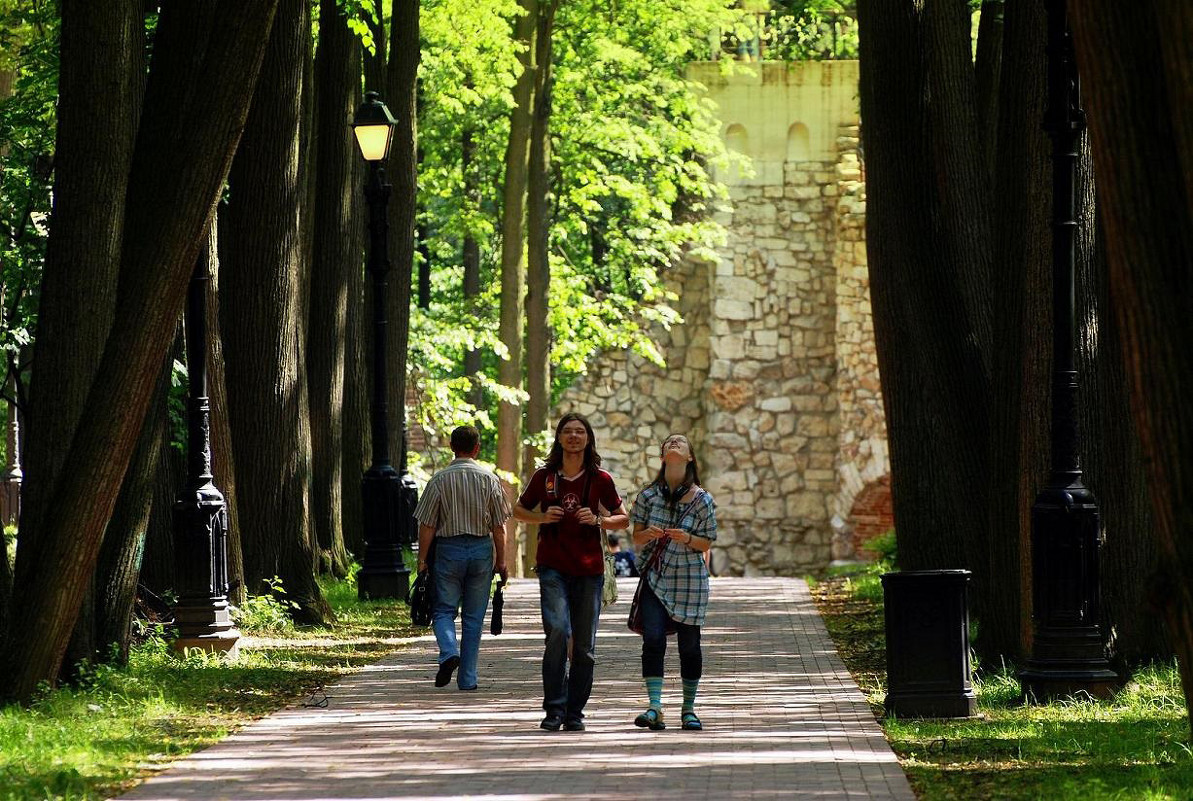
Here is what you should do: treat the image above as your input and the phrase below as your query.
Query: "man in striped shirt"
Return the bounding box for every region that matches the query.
[414,425,511,691]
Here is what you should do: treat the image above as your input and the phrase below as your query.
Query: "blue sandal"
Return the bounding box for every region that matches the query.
[634,708,666,730]
[681,711,703,731]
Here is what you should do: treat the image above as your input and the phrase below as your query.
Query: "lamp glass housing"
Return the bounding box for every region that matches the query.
[354,124,394,162]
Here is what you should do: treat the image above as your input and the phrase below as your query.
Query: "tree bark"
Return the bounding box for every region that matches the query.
[1070,0,1193,723]
[12,0,141,655]
[137,332,185,598]
[981,0,1051,663]
[220,0,330,622]
[2,0,281,702]
[856,0,993,578]
[308,0,360,578]
[462,127,483,406]
[522,1,558,577]
[384,0,419,471]
[90,348,175,665]
[497,0,539,554]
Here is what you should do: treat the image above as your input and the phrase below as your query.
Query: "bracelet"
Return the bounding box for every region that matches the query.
[596,515,604,529]
[685,533,692,545]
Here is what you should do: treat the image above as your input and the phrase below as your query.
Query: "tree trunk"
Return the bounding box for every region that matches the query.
[308,0,360,579]
[522,1,558,578]
[980,0,1051,664]
[201,219,244,604]
[2,0,281,702]
[497,0,539,551]
[341,151,368,561]
[11,0,141,655]
[220,0,330,622]
[91,348,175,665]
[364,0,387,95]
[384,0,419,471]
[1070,0,1193,724]
[856,0,993,579]
[462,127,483,405]
[138,331,185,598]
[417,222,431,310]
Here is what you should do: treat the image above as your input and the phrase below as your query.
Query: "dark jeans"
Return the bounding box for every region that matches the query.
[639,581,702,680]
[537,566,603,721]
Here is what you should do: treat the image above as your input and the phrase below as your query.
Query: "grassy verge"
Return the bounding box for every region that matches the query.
[0,574,419,801]
[810,563,1193,801]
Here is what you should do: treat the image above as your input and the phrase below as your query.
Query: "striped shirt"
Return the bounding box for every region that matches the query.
[413,458,512,538]
[630,484,717,626]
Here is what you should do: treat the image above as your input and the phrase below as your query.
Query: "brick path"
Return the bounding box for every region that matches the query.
[116,577,914,800]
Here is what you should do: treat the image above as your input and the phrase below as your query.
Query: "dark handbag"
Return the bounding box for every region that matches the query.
[409,571,433,627]
[627,541,676,635]
[408,539,436,627]
[490,578,506,635]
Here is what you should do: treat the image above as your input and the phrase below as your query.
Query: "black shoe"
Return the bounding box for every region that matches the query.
[435,656,460,687]
[563,719,586,731]
[540,714,564,731]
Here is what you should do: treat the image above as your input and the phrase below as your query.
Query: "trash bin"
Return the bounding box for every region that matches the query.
[881,569,978,718]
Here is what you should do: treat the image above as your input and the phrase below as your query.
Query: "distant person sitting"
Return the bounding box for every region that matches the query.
[608,533,639,577]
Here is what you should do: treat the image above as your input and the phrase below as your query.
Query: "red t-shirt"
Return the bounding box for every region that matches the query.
[519,467,622,576]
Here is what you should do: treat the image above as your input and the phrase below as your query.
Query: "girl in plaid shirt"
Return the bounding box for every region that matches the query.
[629,434,717,731]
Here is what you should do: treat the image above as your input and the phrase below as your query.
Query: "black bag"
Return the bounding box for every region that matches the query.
[409,571,433,627]
[490,579,506,635]
[408,539,436,627]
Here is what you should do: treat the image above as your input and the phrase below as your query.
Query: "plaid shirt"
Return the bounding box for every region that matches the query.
[630,485,717,626]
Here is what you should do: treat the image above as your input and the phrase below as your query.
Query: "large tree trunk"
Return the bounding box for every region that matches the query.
[980,0,1051,663]
[202,220,244,604]
[137,332,185,597]
[384,0,419,471]
[308,0,360,579]
[497,0,539,559]
[856,0,993,575]
[522,0,558,578]
[89,349,175,665]
[221,0,330,623]
[341,158,368,561]
[2,0,281,702]
[11,0,141,655]
[1069,0,1193,726]
[462,127,483,406]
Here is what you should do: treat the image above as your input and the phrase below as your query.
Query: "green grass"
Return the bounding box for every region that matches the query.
[0,573,418,801]
[810,564,1193,801]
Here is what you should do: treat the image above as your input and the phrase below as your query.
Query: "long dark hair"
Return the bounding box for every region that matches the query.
[653,434,701,501]
[543,412,602,474]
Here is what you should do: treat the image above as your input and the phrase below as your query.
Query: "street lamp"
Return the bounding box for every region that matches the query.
[1019,0,1118,701]
[172,246,240,657]
[352,91,413,601]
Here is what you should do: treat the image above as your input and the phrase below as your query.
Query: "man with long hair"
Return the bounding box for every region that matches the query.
[513,412,629,731]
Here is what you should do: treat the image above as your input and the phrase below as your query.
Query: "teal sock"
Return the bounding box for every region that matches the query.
[645,676,663,711]
[682,678,699,713]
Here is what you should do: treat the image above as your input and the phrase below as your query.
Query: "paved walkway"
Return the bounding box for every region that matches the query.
[116,577,914,800]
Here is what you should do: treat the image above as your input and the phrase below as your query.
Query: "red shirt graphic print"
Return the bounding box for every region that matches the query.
[519,468,622,576]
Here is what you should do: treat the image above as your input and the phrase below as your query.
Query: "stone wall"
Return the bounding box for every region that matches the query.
[553,61,888,576]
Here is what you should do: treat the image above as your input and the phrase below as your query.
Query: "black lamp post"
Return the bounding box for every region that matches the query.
[352,91,413,601]
[1019,0,1118,701]
[172,247,240,657]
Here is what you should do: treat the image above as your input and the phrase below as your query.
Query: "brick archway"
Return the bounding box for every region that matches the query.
[849,474,893,559]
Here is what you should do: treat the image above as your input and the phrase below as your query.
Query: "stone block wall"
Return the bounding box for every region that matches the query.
[552,62,889,576]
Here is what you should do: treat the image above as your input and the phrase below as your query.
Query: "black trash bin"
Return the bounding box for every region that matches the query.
[881,569,978,718]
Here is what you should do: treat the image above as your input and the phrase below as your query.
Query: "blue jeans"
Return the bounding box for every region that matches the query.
[432,535,494,689]
[538,567,604,721]
[639,582,702,680]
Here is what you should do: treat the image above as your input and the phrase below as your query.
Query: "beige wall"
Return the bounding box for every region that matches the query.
[553,61,887,576]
